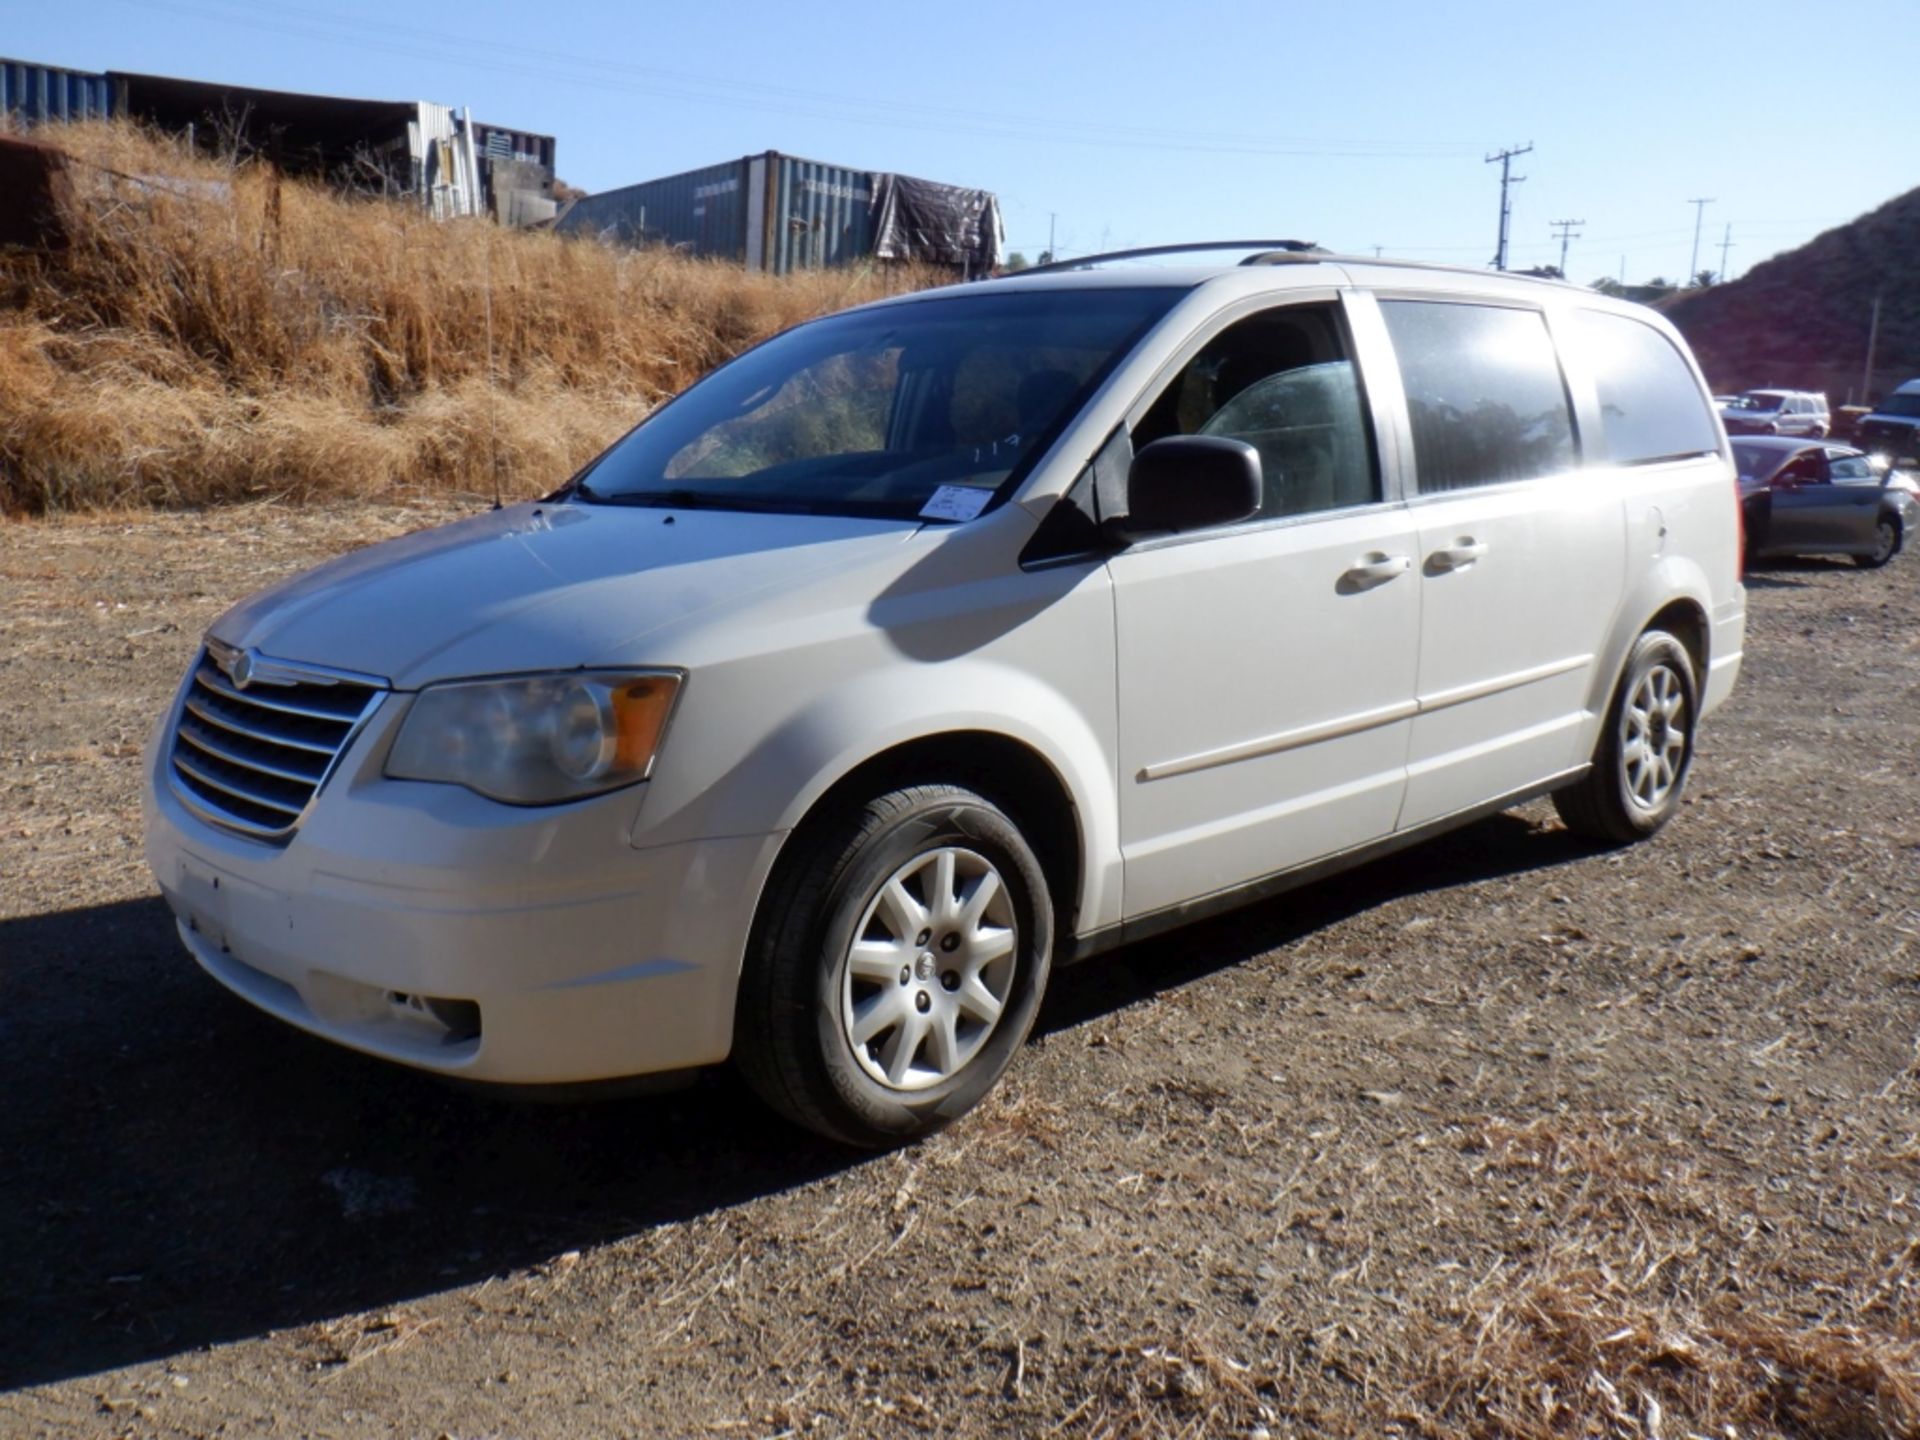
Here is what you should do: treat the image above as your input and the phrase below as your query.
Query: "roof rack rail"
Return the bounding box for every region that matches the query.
[1013,240,1326,276]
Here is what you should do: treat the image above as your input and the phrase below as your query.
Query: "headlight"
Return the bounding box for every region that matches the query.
[385,671,682,805]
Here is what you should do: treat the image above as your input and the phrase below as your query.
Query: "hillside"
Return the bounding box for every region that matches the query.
[0,123,936,515]
[1662,185,1920,406]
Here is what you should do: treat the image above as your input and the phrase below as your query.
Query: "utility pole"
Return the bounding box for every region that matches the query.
[1687,197,1714,285]
[1485,143,1532,271]
[1047,212,1056,263]
[1717,223,1735,284]
[1550,217,1583,277]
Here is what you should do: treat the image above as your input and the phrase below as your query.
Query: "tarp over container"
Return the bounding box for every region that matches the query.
[871,172,1001,274]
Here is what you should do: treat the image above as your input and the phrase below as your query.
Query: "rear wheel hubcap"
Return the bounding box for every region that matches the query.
[1621,662,1688,810]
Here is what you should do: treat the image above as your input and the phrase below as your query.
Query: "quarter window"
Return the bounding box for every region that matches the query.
[1380,300,1576,493]
[1131,304,1379,521]
[1575,309,1721,465]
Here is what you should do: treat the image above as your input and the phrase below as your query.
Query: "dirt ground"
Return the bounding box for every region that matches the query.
[2,504,1917,1440]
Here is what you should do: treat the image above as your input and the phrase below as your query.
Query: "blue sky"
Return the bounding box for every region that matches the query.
[11,0,1911,283]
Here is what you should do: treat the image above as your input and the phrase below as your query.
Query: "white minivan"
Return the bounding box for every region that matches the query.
[144,244,1746,1145]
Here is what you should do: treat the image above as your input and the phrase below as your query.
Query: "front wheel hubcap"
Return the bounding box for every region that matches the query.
[841,846,1017,1091]
[1621,662,1688,810]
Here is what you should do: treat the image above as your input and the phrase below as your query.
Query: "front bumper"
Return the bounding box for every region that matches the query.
[144,699,783,1084]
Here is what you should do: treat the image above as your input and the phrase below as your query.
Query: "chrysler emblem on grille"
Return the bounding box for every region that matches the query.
[230,650,255,688]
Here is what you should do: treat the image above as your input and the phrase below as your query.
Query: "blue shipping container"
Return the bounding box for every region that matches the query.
[560,156,750,261]
[1,58,116,128]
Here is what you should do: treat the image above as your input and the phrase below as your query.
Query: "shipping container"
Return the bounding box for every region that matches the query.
[559,150,993,276]
[1,58,116,129]
[765,153,874,275]
[559,156,750,260]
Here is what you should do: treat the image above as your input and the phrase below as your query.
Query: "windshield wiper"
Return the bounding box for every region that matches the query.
[592,488,734,509]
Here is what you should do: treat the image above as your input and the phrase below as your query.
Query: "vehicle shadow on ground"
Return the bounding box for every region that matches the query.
[1743,555,1867,589]
[1040,810,1602,1032]
[0,813,1596,1390]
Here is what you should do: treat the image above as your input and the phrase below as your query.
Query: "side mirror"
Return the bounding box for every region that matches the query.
[1109,436,1262,542]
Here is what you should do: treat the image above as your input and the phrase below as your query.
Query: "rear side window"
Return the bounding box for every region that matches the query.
[1380,300,1575,493]
[1575,310,1721,465]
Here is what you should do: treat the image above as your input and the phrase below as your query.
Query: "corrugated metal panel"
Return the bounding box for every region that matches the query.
[557,157,749,259]
[1,58,116,128]
[410,103,481,218]
[767,152,874,276]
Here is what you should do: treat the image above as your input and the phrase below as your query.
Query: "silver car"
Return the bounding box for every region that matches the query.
[1732,437,1917,567]
[1721,389,1830,438]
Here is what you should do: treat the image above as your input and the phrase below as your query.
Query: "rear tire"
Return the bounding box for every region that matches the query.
[734,784,1053,1148]
[1553,630,1698,844]
[1855,516,1899,569]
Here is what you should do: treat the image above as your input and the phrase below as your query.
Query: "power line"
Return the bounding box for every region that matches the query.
[1486,143,1532,271]
[100,0,1492,162]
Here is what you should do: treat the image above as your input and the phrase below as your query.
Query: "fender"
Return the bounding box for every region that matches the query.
[697,657,1124,939]
[1584,552,1715,732]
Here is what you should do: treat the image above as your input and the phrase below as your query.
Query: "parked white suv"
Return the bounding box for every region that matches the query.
[144,244,1746,1145]
[1720,389,1830,437]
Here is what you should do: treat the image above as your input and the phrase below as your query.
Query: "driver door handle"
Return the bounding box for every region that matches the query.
[1428,539,1489,572]
[1342,553,1412,588]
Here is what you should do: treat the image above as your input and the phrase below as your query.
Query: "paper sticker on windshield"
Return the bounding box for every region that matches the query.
[919,485,992,523]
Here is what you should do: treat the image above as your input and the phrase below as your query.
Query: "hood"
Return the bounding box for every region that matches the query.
[210,501,915,688]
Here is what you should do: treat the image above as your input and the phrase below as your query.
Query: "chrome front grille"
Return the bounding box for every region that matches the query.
[168,646,385,840]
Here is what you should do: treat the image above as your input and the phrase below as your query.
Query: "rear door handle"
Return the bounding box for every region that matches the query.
[1428,539,1489,572]
[1341,553,1411,589]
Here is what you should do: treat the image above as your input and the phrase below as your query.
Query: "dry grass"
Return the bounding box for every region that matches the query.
[0,122,944,514]
[1408,1115,1920,1440]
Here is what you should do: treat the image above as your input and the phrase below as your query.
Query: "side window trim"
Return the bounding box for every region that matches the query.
[1339,289,1415,505]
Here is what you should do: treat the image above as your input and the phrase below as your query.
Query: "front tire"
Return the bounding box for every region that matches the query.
[1553,630,1698,844]
[734,784,1054,1148]
[1855,516,1899,569]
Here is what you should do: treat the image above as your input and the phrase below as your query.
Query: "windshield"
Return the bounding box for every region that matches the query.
[1875,392,1920,418]
[1729,443,1779,480]
[1727,392,1785,412]
[572,287,1180,520]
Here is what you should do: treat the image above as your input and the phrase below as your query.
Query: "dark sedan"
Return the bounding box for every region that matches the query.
[1731,437,1917,569]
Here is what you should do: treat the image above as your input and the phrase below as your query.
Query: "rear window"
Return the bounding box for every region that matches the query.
[1380,300,1576,493]
[1576,310,1722,465]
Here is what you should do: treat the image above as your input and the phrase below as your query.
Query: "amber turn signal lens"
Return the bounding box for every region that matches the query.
[612,676,681,776]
